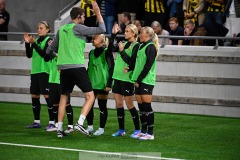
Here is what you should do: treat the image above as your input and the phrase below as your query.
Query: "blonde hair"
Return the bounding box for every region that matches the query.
[141,27,159,56]
[132,20,142,27]
[92,34,109,48]
[39,21,51,33]
[126,24,139,41]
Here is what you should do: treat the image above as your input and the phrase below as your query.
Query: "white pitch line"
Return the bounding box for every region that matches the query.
[0,142,184,160]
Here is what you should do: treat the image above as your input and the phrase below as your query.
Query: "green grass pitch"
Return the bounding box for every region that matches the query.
[0,102,240,160]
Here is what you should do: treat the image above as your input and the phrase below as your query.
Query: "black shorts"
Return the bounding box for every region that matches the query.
[112,79,134,96]
[49,83,70,104]
[135,82,154,95]
[93,89,109,96]
[60,67,92,94]
[30,73,49,95]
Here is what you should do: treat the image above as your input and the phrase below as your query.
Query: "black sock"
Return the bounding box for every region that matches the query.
[53,105,58,123]
[143,102,154,135]
[138,103,144,128]
[129,107,140,130]
[117,107,124,130]
[32,98,41,121]
[98,99,108,128]
[45,98,54,122]
[86,104,94,126]
[141,102,149,134]
[66,105,73,125]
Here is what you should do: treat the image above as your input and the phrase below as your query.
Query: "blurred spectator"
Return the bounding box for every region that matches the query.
[202,21,228,45]
[167,0,184,27]
[230,32,240,46]
[116,0,139,24]
[168,17,184,45]
[132,20,143,34]
[97,0,117,34]
[224,0,240,37]
[115,12,132,42]
[80,0,97,42]
[190,26,207,45]
[80,0,97,27]
[0,0,10,41]
[144,0,167,29]
[183,0,205,27]
[205,0,226,25]
[151,21,170,45]
[183,19,197,45]
[119,12,131,34]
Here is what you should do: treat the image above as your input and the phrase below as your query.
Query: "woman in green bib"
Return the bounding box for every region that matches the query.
[24,21,54,130]
[111,24,141,138]
[129,26,159,140]
[44,51,74,134]
[86,34,114,136]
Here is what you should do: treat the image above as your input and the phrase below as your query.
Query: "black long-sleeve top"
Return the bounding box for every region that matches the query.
[110,33,140,67]
[88,46,115,88]
[129,40,157,84]
[25,35,52,59]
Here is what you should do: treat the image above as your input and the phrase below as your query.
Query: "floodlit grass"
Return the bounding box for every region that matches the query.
[0,102,240,160]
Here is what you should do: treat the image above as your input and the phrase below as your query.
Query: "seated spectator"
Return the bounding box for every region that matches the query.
[168,17,184,45]
[119,12,131,34]
[190,26,207,46]
[151,21,170,45]
[116,12,131,42]
[116,0,138,24]
[132,20,142,34]
[201,21,229,46]
[230,32,240,46]
[183,19,197,45]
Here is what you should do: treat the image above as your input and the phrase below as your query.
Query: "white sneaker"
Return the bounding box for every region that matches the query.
[64,127,74,134]
[86,126,94,134]
[46,124,57,132]
[130,130,142,138]
[93,128,104,136]
[74,123,89,136]
[138,133,154,140]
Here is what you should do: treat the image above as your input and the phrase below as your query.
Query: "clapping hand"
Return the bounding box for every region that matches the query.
[23,32,30,43]
[124,67,129,73]
[24,32,35,44]
[118,41,124,51]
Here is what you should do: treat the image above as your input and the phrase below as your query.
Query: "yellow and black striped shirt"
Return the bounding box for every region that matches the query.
[145,0,165,13]
[80,0,96,17]
[207,0,225,12]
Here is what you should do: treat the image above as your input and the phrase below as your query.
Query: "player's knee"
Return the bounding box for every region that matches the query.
[85,91,94,102]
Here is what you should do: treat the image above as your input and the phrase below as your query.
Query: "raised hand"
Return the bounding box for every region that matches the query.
[92,1,100,15]
[112,23,121,34]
